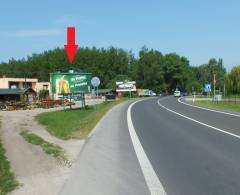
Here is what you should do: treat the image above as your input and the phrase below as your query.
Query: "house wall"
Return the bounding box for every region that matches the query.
[35,82,51,96]
[0,78,38,90]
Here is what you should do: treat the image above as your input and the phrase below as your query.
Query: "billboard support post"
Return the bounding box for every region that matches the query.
[91,77,101,110]
[69,93,72,110]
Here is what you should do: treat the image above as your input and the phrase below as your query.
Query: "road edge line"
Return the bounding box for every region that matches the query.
[158,99,240,140]
[178,97,240,117]
[127,99,167,195]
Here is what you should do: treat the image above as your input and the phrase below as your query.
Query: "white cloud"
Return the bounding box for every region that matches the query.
[0,29,63,37]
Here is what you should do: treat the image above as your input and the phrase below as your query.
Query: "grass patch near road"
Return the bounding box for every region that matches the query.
[0,140,19,194]
[36,98,128,140]
[20,131,69,166]
[190,100,240,113]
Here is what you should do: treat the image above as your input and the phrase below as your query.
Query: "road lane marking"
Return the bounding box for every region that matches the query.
[127,100,167,195]
[178,97,240,117]
[157,99,240,140]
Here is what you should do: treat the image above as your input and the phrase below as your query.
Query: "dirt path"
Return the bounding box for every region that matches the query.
[0,100,103,195]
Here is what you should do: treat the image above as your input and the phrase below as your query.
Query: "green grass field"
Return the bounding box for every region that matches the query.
[191,101,240,113]
[36,98,128,140]
[0,140,19,194]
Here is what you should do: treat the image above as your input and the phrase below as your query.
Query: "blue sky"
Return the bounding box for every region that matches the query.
[0,0,239,70]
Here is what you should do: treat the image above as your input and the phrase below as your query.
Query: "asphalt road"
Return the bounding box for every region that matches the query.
[60,101,150,195]
[60,97,240,195]
[131,96,240,195]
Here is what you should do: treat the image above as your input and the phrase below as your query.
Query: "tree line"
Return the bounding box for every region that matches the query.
[0,46,237,94]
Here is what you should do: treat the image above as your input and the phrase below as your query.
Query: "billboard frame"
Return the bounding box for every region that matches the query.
[50,72,92,98]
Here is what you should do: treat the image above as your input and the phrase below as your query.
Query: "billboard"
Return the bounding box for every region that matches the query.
[116,81,136,92]
[51,73,92,96]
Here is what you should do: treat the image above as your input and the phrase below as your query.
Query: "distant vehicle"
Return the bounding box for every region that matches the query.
[150,92,156,96]
[181,91,188,96]
[174,90,181,97]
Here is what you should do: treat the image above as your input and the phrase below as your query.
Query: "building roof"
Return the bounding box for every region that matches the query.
[0,88,36,95]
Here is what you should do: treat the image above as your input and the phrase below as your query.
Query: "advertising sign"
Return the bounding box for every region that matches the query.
[204,84,211,93]
[51,73,92,96]
[116,81,136,92]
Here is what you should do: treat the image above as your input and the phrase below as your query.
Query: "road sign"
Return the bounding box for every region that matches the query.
[204,84,211,92]
[91,77,100,87]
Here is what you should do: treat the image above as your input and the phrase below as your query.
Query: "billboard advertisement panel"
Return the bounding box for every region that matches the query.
[116,81,136,92]
[51,73,92,96]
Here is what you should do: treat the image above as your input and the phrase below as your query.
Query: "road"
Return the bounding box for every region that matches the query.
[60,97,240,195]
[131,97,240,195]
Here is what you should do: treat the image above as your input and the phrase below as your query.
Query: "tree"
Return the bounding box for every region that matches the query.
[225,66,240,95]
[195,58,226,90]
[106,74,131,89]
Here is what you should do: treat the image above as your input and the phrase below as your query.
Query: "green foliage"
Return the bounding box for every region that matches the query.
[0,140,19,194]
[0,46,230,94]
[106,74,131,89]
[194,58,226,90]
[186,81,202,93]
[38,89,49,99]
[225,66,240,95]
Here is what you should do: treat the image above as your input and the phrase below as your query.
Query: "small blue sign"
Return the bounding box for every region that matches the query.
[204,84,211,92]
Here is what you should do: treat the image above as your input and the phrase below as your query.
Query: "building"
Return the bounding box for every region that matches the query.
[0,77,38,90]
[35,82,51,95]
[0,88,37,103]
[0,76,39,103]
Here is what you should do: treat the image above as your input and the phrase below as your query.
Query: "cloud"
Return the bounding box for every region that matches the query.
[0,29,63,37]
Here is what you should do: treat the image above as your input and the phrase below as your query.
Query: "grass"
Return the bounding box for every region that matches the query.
[36,98,128,140]
[190,100,240,113]
[0,140,19,195]
[20,131,70,166]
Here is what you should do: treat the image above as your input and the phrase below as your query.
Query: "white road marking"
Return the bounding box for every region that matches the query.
[178,97,240,117]
[127,100,167,195]
[157,99,240,139]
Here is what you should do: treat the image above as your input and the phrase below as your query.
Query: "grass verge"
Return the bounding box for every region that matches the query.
[190,100,240,113]
[20,131,70,167]
[0,140,19,194]
[36,98,128,140]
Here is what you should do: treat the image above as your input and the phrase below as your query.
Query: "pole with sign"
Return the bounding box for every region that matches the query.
[91,77,101,108]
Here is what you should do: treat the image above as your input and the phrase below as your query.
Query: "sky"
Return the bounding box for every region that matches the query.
[0,0,240,71]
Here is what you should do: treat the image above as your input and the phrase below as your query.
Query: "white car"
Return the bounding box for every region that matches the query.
[174,90,181,97]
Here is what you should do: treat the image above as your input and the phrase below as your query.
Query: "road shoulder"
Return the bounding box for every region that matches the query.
[60,100,150,195]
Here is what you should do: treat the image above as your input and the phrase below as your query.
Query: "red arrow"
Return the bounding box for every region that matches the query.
[64,27,78,64]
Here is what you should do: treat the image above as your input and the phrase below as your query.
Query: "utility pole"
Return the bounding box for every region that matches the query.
[224,83,226,97]
[213,74,216,100]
